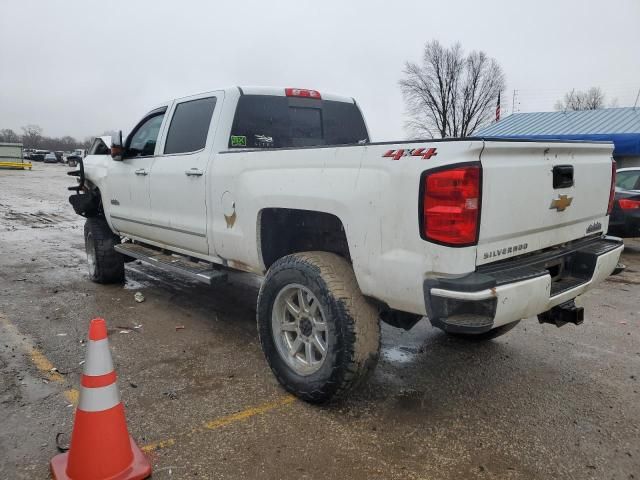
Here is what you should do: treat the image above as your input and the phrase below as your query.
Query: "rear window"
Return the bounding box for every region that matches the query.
[229,95,368,149]
[617,170,640,190]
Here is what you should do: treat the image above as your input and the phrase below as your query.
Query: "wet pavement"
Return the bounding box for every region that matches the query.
[0,164,639,479]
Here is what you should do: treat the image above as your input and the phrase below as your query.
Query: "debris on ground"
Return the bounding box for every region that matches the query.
[175,325,185,331]
[134,292,145,303]
[116,324,143,333]
[162,387,186,400]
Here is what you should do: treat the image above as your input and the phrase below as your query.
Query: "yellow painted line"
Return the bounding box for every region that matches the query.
[205,395,296,430]
[142,394,296,453]
[64,389,80,406]
[29,346,65,382]
[141,438,176,453]
[0,314,78,406]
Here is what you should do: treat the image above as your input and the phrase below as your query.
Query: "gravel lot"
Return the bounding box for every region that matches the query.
[1,164,638,479]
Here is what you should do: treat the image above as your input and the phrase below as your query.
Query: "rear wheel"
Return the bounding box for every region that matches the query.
[446,320,520,341]
[84,217,124,284]
[257,252,380,403]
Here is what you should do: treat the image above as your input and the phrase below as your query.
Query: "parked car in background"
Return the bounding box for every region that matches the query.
[609,167,640,237]
[616,168,640,192]
[30,150,48,162]
[66,148,87,167]
[44,152,58,163]
[54,151,64,162]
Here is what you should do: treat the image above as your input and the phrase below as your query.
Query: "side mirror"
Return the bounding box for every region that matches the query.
[111,131,124,161]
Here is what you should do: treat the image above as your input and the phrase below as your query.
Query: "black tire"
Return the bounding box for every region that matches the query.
[446,320,520,342]
[84,217,124,284]
[257,252,380,403]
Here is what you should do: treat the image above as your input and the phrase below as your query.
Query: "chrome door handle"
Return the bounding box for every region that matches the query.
[134,169,148,176]
[185,168,204,177]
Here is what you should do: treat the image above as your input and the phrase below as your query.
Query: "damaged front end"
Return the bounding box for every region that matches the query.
[67,157,101,218]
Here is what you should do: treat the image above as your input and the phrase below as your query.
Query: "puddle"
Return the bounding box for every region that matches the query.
[382,345,419,364]
[124,278,149,290]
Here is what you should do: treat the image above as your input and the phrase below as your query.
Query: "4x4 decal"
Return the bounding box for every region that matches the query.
[382,147,437,161]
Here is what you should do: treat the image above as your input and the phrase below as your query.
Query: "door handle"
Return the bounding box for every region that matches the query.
[134,168,148,176]
[185,168,204,177]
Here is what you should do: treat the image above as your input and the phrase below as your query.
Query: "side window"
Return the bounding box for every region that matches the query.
[126,113,165,158]
[89,138,110,155]
[164,97,217,155]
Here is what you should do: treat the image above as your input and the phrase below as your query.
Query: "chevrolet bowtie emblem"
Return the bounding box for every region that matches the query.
[550,194,573,212]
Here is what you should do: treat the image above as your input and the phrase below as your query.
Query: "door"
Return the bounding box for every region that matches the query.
[106,108,167,239]
[147,94,220,254]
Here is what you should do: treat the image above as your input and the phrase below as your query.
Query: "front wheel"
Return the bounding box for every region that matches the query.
[257,252,380,403]
[84,217,124,284]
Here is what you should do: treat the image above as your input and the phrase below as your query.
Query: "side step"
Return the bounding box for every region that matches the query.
[114,243,227,285]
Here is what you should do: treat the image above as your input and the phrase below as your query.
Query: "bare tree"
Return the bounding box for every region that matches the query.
[21,124,44,148]
[554,87,606,111]
[399,40,505,138]
[0,128,20,143]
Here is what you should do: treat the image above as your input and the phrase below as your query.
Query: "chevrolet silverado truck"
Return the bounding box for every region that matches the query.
[68,86,623,403]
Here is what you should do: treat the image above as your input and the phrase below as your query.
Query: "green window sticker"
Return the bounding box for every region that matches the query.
[230,135,247,147]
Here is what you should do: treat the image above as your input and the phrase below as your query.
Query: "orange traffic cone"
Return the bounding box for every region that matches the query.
[50,318,152,480]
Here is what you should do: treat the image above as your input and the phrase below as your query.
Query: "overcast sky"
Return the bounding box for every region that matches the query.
[1,0,639,141]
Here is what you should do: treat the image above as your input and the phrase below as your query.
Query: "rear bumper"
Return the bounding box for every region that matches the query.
[424,236,624,334]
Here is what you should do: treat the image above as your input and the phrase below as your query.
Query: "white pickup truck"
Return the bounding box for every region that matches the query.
[69,86,623,403]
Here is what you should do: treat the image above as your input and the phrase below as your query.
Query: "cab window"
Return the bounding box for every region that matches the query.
[126,113,165,158]
[164,97,217,155]
[89,138,110,155]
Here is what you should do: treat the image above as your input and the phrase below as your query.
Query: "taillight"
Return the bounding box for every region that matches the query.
[421,164,481,246]
[618,198,640,210]
[607,160,616,215]
[285,88,321,99]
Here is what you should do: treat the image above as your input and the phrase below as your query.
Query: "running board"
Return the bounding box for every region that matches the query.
[114,243,227,285]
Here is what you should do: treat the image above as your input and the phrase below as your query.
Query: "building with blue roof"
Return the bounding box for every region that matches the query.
[476,107,640,169]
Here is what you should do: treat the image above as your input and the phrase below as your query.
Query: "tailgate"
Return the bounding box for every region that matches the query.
[477,141,614,266]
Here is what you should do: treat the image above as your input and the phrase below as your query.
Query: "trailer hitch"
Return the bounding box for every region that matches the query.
[538,300,584,327]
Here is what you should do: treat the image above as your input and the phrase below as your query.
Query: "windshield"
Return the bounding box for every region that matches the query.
[229,95,369,149]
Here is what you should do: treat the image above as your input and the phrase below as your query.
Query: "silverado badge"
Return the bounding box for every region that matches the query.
[550,194,573,212]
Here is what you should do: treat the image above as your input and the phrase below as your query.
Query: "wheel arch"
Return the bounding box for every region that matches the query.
[258,208,351,270]
[69,182,104,219]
